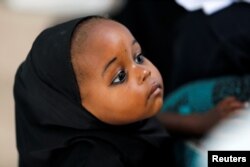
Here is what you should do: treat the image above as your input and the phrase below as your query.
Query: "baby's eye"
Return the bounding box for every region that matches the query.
[134,53,144,64]
[111,70,127,85]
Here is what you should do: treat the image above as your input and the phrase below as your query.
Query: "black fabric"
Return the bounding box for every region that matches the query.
[168,2,250,92]
[14,17,175,166]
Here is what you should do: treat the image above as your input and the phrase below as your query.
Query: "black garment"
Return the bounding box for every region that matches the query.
[168,2,250,92]
[14,17,175,167]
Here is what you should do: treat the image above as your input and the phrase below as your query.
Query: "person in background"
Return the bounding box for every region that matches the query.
[112,1,250,166]
[112,0,250,138]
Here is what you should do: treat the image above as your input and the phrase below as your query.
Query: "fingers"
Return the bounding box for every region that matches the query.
[218,96,238,105]
[244,102,250,108]
[217,96,244,108]
[227,100,244,111]
[215,96,245,118]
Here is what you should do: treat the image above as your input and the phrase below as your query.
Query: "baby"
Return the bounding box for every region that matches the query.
[70,16,164,125]
[14,16,173,167]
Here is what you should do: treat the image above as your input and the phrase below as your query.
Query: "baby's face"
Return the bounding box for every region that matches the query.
[75,19,163,125]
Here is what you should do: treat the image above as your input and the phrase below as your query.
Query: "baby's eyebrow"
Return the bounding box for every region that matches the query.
[102,57,117,77]
[102,39,138,77]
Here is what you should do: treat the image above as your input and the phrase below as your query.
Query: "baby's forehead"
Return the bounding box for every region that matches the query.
[81,18,129,36]
[72,18,131,53]
[77,19,132,47]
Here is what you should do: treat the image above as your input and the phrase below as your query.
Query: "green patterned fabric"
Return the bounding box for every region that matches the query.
[162,75,250,114]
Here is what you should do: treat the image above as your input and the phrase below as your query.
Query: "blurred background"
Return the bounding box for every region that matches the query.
[0,0,125,166]
[1,0,250,166]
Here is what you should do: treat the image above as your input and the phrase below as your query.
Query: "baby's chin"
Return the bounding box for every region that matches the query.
[148,99,163,118]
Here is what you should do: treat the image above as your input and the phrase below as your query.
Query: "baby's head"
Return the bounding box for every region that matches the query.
[71,16,164,125]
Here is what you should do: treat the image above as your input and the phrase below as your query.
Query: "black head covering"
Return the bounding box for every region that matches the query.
[14,16,174,167]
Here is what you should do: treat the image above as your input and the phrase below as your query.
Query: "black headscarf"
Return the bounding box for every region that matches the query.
[14,16,175,167]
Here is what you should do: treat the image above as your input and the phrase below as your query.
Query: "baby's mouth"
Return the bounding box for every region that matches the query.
[147,82,162,99]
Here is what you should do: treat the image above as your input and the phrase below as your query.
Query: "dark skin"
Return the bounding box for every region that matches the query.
[71,19,164,125]
[71,18,244,137]
[157,96,244,138]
